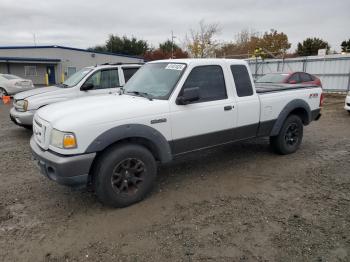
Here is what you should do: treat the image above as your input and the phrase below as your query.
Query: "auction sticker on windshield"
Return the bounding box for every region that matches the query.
[165,64,186,71]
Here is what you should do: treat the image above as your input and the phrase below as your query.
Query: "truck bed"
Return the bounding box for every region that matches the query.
[255,83,319,94]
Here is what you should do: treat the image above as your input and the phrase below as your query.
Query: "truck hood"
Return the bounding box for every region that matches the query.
[36,94,169,130]
[14,86,63,100]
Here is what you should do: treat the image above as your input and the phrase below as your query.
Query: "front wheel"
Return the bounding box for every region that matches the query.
[92,143,157,207]
[270,115,303,155]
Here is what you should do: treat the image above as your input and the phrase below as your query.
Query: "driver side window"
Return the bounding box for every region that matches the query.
[181,65,227,103]
[85,69,120,89]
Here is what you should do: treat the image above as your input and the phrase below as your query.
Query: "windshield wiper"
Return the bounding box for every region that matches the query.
[57,83,69,88]
[126,91,153,101]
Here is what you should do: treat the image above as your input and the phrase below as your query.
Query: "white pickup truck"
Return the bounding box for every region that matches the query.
[10,63,141,128]
[30,59,323,207]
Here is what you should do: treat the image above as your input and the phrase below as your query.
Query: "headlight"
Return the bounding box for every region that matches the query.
[50,129,77,149]
[16,100,28,112]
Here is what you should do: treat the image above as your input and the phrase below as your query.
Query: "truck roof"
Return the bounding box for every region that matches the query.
[149,58,248,67]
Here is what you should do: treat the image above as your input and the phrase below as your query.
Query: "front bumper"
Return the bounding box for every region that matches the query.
[30,136,96,187]
[345,95,350,111]
[10,107,35,126]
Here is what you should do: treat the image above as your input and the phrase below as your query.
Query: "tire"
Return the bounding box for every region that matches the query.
[0,87,8,97]
[270,114,303,155]
[92,143,157,208]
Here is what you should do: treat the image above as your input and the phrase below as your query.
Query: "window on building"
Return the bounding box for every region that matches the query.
[181,65,227,103]
[24,66,37,76]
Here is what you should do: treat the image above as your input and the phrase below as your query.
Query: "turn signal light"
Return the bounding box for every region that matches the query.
[319,93,325,107]
[63,134,77,149]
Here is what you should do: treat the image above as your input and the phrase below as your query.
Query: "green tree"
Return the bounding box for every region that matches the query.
[159,40,180,53]
[341,39,350,53]
[257,29,291,58]
[144,40,188,61]
[296,38,330,56]
[89,35,149,56]
[215,29,291,59]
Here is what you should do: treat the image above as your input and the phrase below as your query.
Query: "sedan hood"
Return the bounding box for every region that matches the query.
[14,86,61,100]
[36,94,169,130]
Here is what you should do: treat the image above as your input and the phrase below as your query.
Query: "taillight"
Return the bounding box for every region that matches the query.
[320,93,324,107]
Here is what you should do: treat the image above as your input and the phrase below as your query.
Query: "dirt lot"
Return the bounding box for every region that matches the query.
[0,94,349,262]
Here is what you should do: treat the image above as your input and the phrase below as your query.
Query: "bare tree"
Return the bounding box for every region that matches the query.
[185,20,221,58]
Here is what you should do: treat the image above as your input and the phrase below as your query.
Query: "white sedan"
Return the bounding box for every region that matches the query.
[345,91,350,114]
[0,74,34,97]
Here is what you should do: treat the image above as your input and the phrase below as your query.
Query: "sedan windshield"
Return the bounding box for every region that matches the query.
[123,63,186,100]
[60,68,93,87]
[256,73,289,83]
[2,74,21,80]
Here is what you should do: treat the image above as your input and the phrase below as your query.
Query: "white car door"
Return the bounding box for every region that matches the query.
[169,65,237,155]
[80,68,121,97]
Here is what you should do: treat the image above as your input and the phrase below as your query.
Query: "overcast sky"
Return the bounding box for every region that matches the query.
[0,0,349,52]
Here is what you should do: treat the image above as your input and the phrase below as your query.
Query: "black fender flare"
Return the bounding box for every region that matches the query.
[85,124,172,163]
[270,99,311,136]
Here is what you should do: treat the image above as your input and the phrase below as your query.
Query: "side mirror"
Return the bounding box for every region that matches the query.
[176,87,200,105]
[288,80,297,84]
[80,82,94,91]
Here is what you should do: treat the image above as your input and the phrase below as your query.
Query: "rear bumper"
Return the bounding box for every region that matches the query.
[10,107,34,126]
[30,136,96,187]
[311,108,322,121]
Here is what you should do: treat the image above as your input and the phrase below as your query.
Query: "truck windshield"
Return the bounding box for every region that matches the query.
[124,63,186,100]
[59,68,93,88]
[256,73,289,83]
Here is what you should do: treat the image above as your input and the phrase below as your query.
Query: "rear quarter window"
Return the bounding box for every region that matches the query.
[230,65,254,97]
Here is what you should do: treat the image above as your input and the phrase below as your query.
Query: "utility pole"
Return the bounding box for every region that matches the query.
[33,33,37,46]
[171,31,176,59]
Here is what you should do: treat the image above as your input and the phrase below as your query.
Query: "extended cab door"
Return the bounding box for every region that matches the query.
[229,64,260,138]
[80,68,121,96]
[169,65,237,155]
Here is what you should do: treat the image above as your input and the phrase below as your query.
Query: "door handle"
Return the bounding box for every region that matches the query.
[224,106,233,111]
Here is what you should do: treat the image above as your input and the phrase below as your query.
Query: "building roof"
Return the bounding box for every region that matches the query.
[0,56,61,63]
[0,45,144,60]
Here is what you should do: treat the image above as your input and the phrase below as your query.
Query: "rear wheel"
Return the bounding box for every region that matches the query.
[93,143,157,207]
[270,115,303,155]
[0,87,7,97]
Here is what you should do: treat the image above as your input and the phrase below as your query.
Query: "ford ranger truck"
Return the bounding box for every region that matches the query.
[30,59,322,207]
[10,64,141,128]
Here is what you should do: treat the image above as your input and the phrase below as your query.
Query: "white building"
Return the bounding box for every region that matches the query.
[0,45,144,85]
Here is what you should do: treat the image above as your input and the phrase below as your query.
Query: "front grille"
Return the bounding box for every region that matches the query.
[33,117,47,148]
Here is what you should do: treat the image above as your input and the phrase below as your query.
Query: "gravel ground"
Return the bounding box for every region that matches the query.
[0,94,349,262]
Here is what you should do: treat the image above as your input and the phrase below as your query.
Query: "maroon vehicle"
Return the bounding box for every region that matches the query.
[256,72,322,87]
